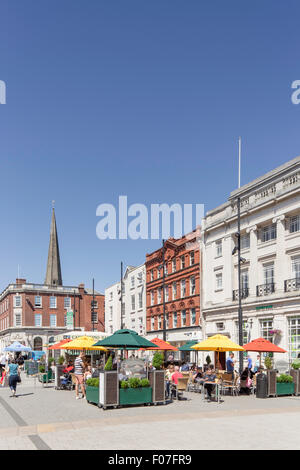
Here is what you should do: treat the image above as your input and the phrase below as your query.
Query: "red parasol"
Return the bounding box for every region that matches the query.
[48,339,71,350]
[140,337,178,351]
[243,337,286,353]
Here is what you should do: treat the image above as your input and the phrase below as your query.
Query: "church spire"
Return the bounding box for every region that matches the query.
[45,203,63,286]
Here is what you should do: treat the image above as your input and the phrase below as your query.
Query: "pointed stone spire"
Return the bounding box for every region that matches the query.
[45,204,63,286]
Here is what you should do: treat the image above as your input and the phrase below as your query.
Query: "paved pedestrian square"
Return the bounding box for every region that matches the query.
[0,372,300,450]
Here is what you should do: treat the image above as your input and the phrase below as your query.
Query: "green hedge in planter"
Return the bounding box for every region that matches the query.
[38,369,53,383]
[119,387,152,405]
[276,374,294,396]
[86,385,99,404]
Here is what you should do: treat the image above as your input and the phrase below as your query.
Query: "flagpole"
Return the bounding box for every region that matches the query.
[238,136,241,189]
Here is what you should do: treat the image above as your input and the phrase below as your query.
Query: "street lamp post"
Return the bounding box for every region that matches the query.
[237,196,244,374]
[162,239,167,362]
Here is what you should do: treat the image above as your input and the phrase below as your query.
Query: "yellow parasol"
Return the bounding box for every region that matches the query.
[60,336,107,352]
[191,334,244,370]
[191,334,245,352]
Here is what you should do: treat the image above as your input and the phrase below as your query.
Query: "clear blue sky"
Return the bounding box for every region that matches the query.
[1,0,300,293]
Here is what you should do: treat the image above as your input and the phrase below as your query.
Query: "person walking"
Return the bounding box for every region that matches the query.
[7,359,20,397]
[74,351,86,400]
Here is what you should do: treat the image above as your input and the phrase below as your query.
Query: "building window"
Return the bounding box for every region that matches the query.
[290,215,300,234]
[151,317,155,330]
[138,291,143,309]
[35,314,42,327]
[35,296,42,307]
[91,311,98,323]
[173,312,178,328]
[110,325,113,334]
[14,313,22,327]
[109,306,113,320]
[241,270,249,289]
[166,314,169,329]
[131,276,135,288]
[292,256,300,279]
[181,280,186,298]
[190,277,196,295]
[216,240,222,257]
[14,295,22,307]
[110,292,113,301]
[264,263,274,285]
[131,294,135,311]
[241,234,250,250]
[164,263,168,276]
[64,314,67,326]
[150,291,154,306]
[172,259,176,273]
[150,269,154,281]
[288,317,300,361]
[165,286,169,302]
[158,315,162,329]
[190,251,195,266]
[190,308,196,325]
[181,256,185,269]
[157,288,162,304]
[235,321,248,345]
[49,296,57,308]
[137,272,143,284]
[260,319,273,342]
[172,282,177,300]
[157,268,161,279]
[261,224,277,242]
[64,297,71,309]
[91,300,98,309]
[181,310,186,326]
[50,314,57,327]
[216,272,223,290]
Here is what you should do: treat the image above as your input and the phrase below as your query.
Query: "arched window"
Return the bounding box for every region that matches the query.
[33,337,43,351]
[48,336,55,344]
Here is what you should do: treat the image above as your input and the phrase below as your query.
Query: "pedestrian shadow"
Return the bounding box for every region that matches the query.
[15,393,34,397]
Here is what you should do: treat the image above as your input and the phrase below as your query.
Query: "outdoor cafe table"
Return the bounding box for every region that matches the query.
[200,381,221,403]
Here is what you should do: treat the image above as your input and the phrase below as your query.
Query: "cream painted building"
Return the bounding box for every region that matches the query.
[105,264,146,336]
[202,156,300,368]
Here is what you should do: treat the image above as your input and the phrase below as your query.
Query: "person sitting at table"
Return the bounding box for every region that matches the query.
[203,368,217,402]
[193,367,203,383]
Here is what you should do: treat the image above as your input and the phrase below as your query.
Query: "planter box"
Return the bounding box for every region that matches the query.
[119,387,152,405]
[38,370,53,383]
[86,386,99,405]
[276,382,295,396]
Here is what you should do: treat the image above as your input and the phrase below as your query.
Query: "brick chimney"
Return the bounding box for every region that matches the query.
[16,278,26,285]
[78,283,85,294]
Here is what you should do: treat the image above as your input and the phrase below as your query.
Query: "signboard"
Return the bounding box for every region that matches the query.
[66,310,74,330]
[256,305,273,310]
[27,361,39,376]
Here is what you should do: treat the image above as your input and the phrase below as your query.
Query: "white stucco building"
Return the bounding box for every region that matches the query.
[202,156,300,368]
[105,264,146,336]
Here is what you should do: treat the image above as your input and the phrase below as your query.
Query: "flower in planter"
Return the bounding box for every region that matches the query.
[269,329,282,336]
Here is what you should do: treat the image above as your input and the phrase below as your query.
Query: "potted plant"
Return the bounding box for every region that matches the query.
[104,355,113,371]
[86,377,99,404]
[152,352,164,370]
[58,356,65,365]
[276,374,294,396]
[38,364,53,383]
[119,377,152,405]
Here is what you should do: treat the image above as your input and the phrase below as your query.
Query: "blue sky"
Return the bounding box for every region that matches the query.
[1,0,300,293]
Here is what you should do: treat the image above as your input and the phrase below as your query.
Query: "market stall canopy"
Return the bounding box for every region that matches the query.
[243,337,286,353]
[48,339,71,350]
[139,337,178,351]
[191,334,245,352]
[3,342,32,352]
[93,329,159,350]
[60,336,107,351]
[178,340,198,351]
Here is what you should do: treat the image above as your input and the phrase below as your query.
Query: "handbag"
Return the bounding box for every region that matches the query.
[16,375,21,383]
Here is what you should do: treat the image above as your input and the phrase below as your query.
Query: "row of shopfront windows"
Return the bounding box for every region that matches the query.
[232,317,300,362]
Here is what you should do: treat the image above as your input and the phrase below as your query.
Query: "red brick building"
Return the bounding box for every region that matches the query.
[145,230,202,348]
[0,279,105,351]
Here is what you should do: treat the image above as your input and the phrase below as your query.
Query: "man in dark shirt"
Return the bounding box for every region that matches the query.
[203,368,217,401]
[226,353,235,379]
